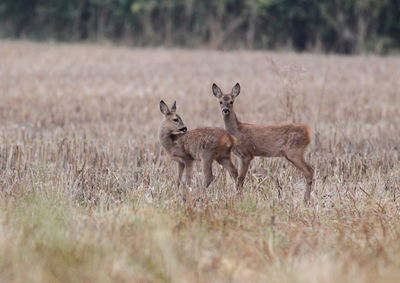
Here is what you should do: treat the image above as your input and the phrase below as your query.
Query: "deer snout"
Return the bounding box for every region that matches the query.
[179,126,188,133]
[222,108,230,115]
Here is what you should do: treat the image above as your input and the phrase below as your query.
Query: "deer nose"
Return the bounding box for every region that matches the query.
[222,108,230,114]
[180,127,187,133]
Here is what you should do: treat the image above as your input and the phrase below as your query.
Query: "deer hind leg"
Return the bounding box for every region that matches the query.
[217,155,238,188]
[202,158,214,190]
[284,150,314,204]
[237,156,253,192]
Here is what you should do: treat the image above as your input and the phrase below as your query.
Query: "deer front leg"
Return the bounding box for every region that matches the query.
[184,160,193,188]
[237,156,252,192]
[176,162,184,188]
[179,160,193,203]
[217,156,238,189]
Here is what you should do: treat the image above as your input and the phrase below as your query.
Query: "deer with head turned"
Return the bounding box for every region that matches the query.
[212,83,314,203]
[158,100,238,193]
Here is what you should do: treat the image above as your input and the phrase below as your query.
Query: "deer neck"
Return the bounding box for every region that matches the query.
[159,125,186,155]
[223,110,241,135]
[159,126,178,154]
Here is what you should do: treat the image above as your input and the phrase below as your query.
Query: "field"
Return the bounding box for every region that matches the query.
[0,41,399,282]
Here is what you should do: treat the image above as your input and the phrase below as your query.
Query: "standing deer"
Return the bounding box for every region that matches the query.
[158,100,238,194]
[212,83,314,203]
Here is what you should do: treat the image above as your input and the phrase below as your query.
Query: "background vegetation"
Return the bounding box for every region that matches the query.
[0,41,399,282]
[0,0,399,53]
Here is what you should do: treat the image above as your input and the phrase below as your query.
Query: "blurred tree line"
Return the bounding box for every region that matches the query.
[0,0,399,54]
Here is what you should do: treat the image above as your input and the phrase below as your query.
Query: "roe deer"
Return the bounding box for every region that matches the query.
[158,100,238,193]
[212,83,314,203]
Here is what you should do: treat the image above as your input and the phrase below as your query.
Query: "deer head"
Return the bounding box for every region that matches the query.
[212,83,240,116]
[159,100,188,135]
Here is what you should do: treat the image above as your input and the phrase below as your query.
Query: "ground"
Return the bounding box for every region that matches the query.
[0,41,399,282]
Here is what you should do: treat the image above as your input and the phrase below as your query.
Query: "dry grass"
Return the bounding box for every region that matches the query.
[0,40,400,282]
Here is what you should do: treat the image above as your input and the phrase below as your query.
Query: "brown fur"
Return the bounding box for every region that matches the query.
[159,101,238,192]
[212,83,314,203]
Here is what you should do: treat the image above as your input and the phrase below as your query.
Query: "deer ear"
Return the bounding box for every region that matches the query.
[170,101,177,113]
[232,83,240,97]
[212,83,223,98]
[159,100,170,115]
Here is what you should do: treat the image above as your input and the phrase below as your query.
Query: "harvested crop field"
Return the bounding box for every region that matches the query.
[0,41,399,282]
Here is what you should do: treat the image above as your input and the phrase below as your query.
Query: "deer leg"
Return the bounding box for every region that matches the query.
[184,160,193,187]
[181,160,194,202]
[177,162,184,187]
[202,158,214,190]
[237,156,252,192]
[217,156,238,188]
[284,151,314,204]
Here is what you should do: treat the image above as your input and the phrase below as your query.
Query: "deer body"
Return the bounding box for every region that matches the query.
[225,113,311,157]
[159,101,238,190]
[213,83,314,203]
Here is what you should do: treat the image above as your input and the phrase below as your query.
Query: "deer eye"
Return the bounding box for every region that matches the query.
[219,101,223,105]
[173,118,179,122]
[229,101,233,105]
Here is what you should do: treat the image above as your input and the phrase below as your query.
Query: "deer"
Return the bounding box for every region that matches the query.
[158,100,238,195]
[212,83,314,203]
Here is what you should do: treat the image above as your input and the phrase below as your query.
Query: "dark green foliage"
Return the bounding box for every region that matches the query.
[0,0,399,53]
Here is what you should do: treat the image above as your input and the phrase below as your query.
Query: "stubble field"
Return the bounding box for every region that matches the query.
[0,41,399,282]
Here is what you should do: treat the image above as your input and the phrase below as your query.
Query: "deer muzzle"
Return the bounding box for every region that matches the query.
[222,108,230,115]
